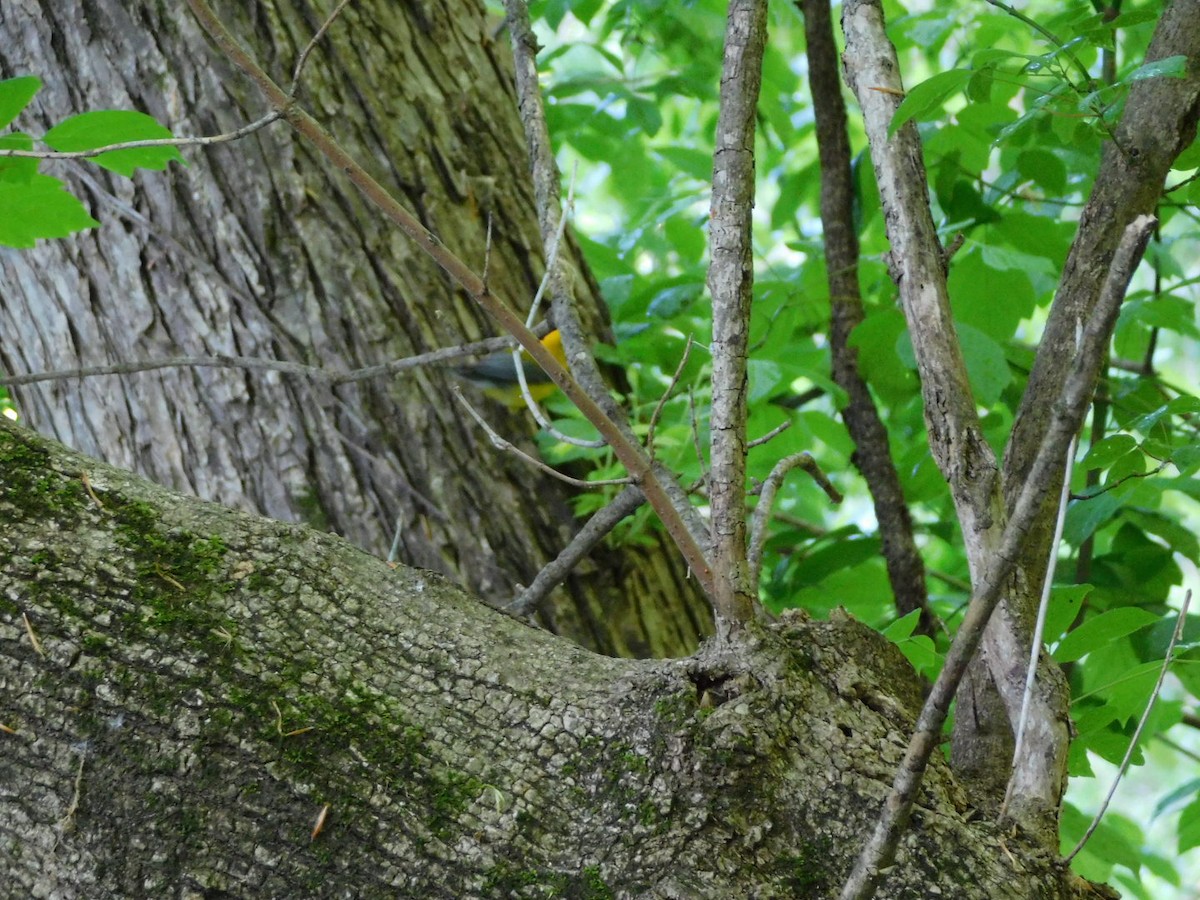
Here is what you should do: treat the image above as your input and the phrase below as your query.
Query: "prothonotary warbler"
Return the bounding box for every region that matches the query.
[454,330,568,408]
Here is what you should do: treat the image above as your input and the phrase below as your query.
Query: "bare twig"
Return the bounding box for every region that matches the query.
[840,215,1156,900]
[386,514,404,566]
[1064,589,1193,863]
[523,162,575,331]
[54,752,86,846]
[940,232,966,269]
[310,803,332,841]
[288,0,355,97]
[453,387,630,490]
[0,336,536,388]
[499,0,651,459]
[80,471,106,509]
[509,169,604,449]
[842,0,996,554]
[747,452,842,593]
[647,335,695,457]
[747,419,791,450]
[983,0,1094,89]
[508,485,647,615]
[22,612,46,658]
[0,110,283,161]
[688,387,708,485]
[482,215,494,288]
[1070,460,1168,500]
[706,0,769,633]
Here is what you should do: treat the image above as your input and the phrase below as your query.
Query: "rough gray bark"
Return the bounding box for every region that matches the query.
[0,416,1102,899]
[0,0,711,659]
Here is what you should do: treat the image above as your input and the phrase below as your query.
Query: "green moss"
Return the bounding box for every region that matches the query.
[1,422,501,867]
[638,800,659,828]
[617,749,649,774]
[0,428,88,520]
[482,863,560,894]
[652,690,697,727]
[480,862,612,898]
[769,836,833,893]
[580,866,613,899]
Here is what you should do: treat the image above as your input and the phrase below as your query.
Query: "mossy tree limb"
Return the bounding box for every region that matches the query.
[1,417,1100,898]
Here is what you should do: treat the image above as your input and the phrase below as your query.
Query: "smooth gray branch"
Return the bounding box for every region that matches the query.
[840,214,1157,900]
[706,0,769,632]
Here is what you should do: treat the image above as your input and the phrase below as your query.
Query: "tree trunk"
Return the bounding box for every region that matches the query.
[0,417,1103,899]
[0,0,711,659]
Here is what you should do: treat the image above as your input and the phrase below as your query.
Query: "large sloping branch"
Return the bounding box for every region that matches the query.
[800,0,933,634]
[0,417,1095,898]
[995,0,1200,827]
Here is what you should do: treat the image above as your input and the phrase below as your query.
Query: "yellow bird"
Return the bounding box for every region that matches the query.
[454,330,567,408]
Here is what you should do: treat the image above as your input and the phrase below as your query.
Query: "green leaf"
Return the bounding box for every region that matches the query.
[646,281,704,319]
[1044,583,1092,646]
[1080,434,1139,470]
[1120,295,1200,339]
[44,110,184,176]
[1178,797,1200,853]
[747,359,784,403]
[1131,396,1200,435]
[955,323,1011,406]
[1054,607,1158,663]
[848,309,917,403]
[895,633,940,679]
[979,242,1058,279]
[881,611,940,678]
[897,321,1008,405]
[1120,55,1188,84]
[1017,148,1067,195]
[655,146,713,182]
[0,76,41,130]
[0,132,36,183]
[568,0,603,27]
[882,610,920,641]
[889,69,972,137]
[0,174,98,247]
[948,249,1033,341]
